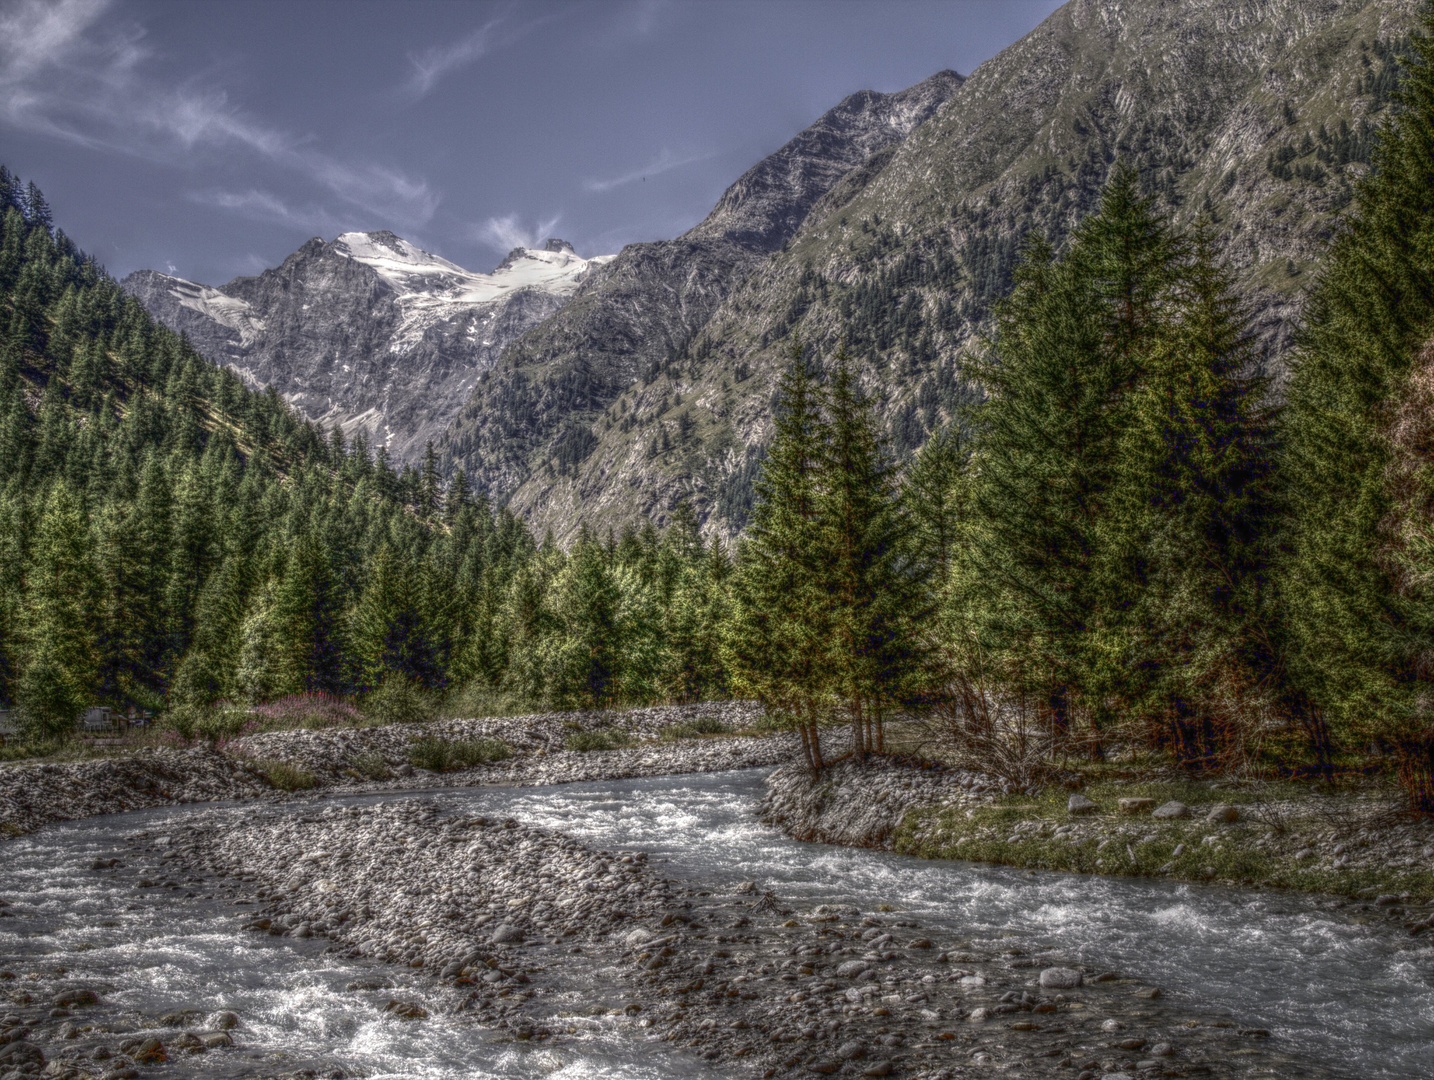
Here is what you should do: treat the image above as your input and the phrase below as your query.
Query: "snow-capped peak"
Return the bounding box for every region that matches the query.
[332,230,612,305]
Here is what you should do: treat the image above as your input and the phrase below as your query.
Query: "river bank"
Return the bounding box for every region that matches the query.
[760,757,1434,911]
[133,796,1322,1080]
[0,703,783,839]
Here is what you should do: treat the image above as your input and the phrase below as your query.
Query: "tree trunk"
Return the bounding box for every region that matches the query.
[1398,730,1434,815]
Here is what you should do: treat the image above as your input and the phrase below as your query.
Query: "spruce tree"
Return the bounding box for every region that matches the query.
[820,352,928,754]
[1283,9,1434,808]
[17,485,99,736]
[725,341,831,771]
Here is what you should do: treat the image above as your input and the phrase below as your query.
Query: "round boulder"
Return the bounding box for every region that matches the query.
[1067,794,1098,816]
[1152,801,1191,819]
[1039,966,1083,989]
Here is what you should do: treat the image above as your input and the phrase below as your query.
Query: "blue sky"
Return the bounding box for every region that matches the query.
[0,0,1062,285]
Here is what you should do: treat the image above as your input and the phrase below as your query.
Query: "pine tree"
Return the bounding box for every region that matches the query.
[969,168,1181,737]
[1110,227,1276,764]
[17,485,99,736]
[725,341,832,771]
[1283,9,1434,809]
[820,352,928,754]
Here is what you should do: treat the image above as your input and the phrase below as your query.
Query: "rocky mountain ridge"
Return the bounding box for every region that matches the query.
[462,0,1418,541]
[123,232,612,464]
[434,69,964,509]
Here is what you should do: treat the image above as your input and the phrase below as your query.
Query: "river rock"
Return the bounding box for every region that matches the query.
[52,989,99,1009]
[1152,801,1190,819]
[837,1040,866,1059]
[0,1041,43,1069]
[1067,794,1098,816]
[1205,804,1239,823]
[207,1011,238,1030]
[1039,966,1083,989]
[835,961,869,978]
[490,923,523,944]
[862,1063,893,1077]
[1117,798,1156,815]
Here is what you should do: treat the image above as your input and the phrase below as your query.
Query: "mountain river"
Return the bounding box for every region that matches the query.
[1,769,1430,1079]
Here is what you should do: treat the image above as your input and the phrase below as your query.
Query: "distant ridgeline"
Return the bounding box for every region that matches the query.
[0,169,730,736]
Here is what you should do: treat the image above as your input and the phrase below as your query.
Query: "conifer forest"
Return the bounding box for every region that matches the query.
[4,7,1434,825]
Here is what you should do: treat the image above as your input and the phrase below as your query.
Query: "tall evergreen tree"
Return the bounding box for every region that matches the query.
[725,341,831,771]
[1282,9,1434,809]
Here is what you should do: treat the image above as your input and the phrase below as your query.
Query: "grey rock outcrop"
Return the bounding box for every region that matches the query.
[123,232,612,464]
[438,70,964,528]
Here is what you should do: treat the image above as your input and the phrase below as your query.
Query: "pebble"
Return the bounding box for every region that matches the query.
[1118,798,1156,815]
[1039,966,1083,989]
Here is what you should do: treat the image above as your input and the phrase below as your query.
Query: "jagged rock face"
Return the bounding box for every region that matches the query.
[123,232,611,464]
[437,69,964,509]
[462,0,1418,543]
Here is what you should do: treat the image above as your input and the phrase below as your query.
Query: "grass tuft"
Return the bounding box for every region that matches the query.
[255,759,319,792]
[407,736,512,772]
[563,728,635,752]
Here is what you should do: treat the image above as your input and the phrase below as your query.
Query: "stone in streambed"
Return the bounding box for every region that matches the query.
[837,1040,866,1059]
[53,989,100,1008]
[862,1063,893,1077]
[491,924,523,944]
[0,1041,44,1069]
[1039,966,1083,989]
[1117,798,1156,815]
[1068,794,1098,815]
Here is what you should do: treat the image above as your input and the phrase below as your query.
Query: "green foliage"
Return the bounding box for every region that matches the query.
[161,702,249,743]
[407,735,511,771]
[562,726,635,752]
[961,168,1274,758]
[346,750,391,781]
[659,714,732,739]
[0,168,735,728]
[362,677,438,726]
[1282,11,1434,809]
[254,759,319,791]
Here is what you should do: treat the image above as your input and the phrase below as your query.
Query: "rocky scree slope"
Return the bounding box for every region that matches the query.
[436,71,963,535]
[123,233,611,465]
[452,0,1418,540]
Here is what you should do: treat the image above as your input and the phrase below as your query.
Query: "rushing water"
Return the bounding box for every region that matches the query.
[2,769,1432,1079]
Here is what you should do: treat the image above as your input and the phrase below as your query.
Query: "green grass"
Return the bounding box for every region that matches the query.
[407,736,512,772]
[346,750,392,781]
[894,795,1434,902]
[660,716,733,740]
[563,728,635,752]
[254,759,319,792]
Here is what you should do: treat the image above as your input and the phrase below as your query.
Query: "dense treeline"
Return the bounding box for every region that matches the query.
[728,14,1434,814]
[0,172,730,738]
[6,14,1434,816]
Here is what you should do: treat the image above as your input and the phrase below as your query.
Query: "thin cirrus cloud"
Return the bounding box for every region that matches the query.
[0,0,436,231]
[400,8,561,101]
[583,148,715,194]
[475,212,564,255]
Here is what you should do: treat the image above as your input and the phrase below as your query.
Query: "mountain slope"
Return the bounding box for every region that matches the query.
[124,233,611,464]
[436,70,964,506]
[484,0,1418,541]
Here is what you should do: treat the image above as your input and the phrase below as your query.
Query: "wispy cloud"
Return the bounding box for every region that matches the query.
[583,148,713,193]
[475,212,563,254]
[0,0,437,230]
[400,8,561,100]
[188,188,346,236]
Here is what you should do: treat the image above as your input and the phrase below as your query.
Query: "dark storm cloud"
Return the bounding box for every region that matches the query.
[0,0,1062,285]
